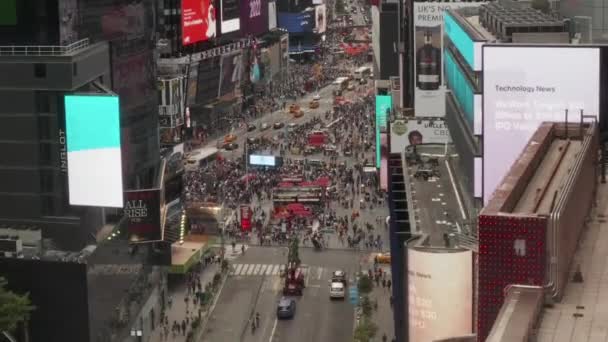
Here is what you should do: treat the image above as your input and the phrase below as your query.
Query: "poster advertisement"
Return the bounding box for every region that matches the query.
[408,248,473,341]
[220,0,240,34]
[182,0,217,45]
[124,189,163,243]
[413,3,483,117]
[219,52,243,96]
[315,5,326,34]
[375,95,392,167]
[268,1,277,30]
[240,205,252,231]
[390,119,451,153]
[241,0,268,36]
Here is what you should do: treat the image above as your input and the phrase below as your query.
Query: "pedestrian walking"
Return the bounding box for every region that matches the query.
[382,279,387,288]
[387,279,392,292]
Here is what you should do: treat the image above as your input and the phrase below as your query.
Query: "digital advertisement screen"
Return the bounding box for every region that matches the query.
[268,1,277,30]
[124,189,163,243]
[277,11,314,33]
[390,119,451,153]
[375,95,392,167]
[240,0,268,36]
[64,95,123,208]
[444,11,483,71]
[482,46,600,204]
[315,4,326,34]
[408,248,473,341]
[249,154,276,166]
[182,0,217,45]
[220,0,240,33]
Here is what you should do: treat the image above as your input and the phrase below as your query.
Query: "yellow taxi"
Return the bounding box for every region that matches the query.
[293,110,304,118]
[224,134,237,143]
[309,100,320,109]
[289,104,300,114]
[374,253,391,264]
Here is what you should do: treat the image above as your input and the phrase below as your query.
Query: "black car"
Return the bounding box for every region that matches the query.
[247,137,257,144]
[247,124,257,132]
[273,122,285,130]
[222,142,239,151]
[276,297,296,319]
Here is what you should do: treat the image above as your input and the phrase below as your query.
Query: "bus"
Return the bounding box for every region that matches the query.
[332,77,350,92]
[354,66,371,80]
[186,147,219,169]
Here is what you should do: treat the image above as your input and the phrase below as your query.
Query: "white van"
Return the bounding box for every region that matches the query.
[329,282,345,299]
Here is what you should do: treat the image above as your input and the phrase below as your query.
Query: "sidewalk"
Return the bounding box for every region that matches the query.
[148,263,222,342]
[361,261,395,341]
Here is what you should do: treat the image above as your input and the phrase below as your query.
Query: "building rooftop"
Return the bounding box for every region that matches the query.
[536,182,608,342]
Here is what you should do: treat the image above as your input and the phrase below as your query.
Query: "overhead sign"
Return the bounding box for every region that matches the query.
[482,45,600,204]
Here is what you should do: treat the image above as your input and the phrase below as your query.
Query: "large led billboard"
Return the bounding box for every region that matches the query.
[408,247,473,341]
[220,0,240,33]
[277,11,314,33]
[444,11,483,71]
[124,188,163,243]
[375,95,392,167]
[482,46,600,204]
[414,3,483,117]
[65,95,123,207]
[240,0,268,36]
[315,4,326,34]
[182,0,217,45]
[390,118,451,154]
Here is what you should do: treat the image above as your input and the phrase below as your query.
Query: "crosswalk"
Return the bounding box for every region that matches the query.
[230,263,310,277]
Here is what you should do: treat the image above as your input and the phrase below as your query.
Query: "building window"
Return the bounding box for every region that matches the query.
[34,63,47,78]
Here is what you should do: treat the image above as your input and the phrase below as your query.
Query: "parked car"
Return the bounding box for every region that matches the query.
[222,142,239,151]
[247,124,257,132]
[276,297,296,319]
[260,123,270,130]
[273,122,285,130]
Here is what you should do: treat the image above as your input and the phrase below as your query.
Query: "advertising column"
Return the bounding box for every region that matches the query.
[408,247,473,342]
[413,3,483,117]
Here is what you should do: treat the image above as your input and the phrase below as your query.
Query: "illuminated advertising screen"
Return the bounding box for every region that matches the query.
[390,119,451,153]
[380,133,388,190]
[375,95,392,167]
[249,154,276,166]
[64,95,123,207]
[277,11,314,33]
[268,1,277,30]
[220,0,240,34]
[182,0,217,45]
[482,46,600,204]
[408,248,473,341]
[124,189,163,243]
[240,0,268,36]
[444,11,483,71]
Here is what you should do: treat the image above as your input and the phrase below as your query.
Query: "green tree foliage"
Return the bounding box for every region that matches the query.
[0,277,34,333]
[360,296,373,318]
[353,319,378,342]
[358,274,373,295]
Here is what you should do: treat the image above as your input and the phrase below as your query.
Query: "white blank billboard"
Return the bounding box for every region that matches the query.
[482,46,600,204]
[408,248,473,341]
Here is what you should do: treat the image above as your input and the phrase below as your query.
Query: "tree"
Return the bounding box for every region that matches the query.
[0,277,34,333]
[360,296,373,318]
[358,274,373,295]
[353,319,378,342]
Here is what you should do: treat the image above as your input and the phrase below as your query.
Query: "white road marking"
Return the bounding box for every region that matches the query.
[253,264,262,275]
[266,265,275,275]
[247,264,256,275]
[271,265,280,275]
[233,264,244,275]
[260,264,268,275]
[240,264,251,276]
[269,319,278,342]
[445,159,467,220]
[316,267,324,280]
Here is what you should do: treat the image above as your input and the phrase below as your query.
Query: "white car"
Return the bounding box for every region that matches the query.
[329,281,345,299]
[313,94,321,101]
[288,123,298,132]
[260,123,270,130]
[347,84,355,91]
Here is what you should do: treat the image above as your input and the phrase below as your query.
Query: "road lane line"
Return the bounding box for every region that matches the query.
[233,264,243,275]
[259,264,268,275]
[317,267,324,280]
[247,264,257,275]
[266,264,275,275]
[271,265,280,275]
[253,264,262,275]
[269,319,278,342]
[240,264,251,276]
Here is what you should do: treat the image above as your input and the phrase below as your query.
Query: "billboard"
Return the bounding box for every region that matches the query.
[219,52,243,96]
[124,188,163,243]
[315,4,326,34]
[249,154,276,166]
[380,132,389,190]
[240,205,252,231]
[375,95,392,167]
[268,1,277,30]
[241,0,268,36]
[220,0,240,33]
[277,11,314,33]
[182,0,217,45]
[444,11,483,71]
[408,248,473,342]
[64,95,123,208]
[390,118,451,153]
[414,3,483,117]
[482,46,600,204]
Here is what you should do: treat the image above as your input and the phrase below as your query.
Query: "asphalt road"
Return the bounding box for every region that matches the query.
[200,246,366,342]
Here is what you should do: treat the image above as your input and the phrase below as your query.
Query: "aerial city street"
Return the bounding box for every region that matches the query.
[1,0,608,341]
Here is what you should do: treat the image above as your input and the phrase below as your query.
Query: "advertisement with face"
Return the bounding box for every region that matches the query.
[414,2,483,117]
[390,119,451,153]
[241,0,268,36]
[219,52,243,96]
[315,4,326,34]
[220,0,240,34]
[482,46,600,204]
[408,248,473,341]
[182,0,217,45]
[268,1,277,30]
[124,189,163,243]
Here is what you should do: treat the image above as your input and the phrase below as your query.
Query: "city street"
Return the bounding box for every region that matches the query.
[200,246,368,342]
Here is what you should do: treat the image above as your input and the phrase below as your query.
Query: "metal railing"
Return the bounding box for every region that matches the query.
[0,38,90,56]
